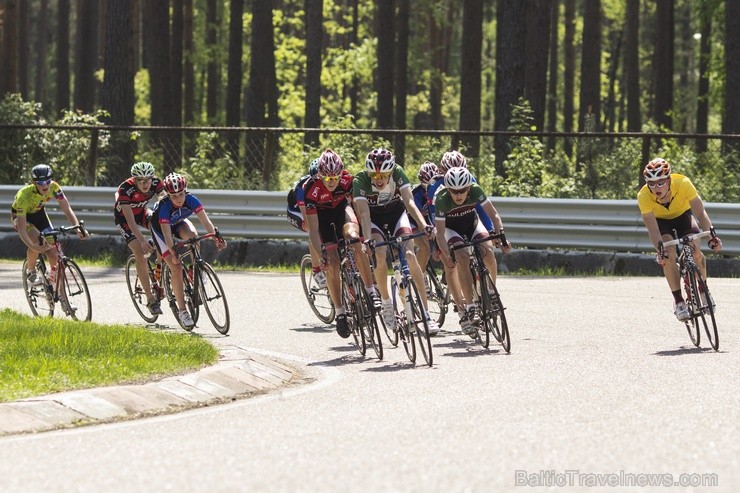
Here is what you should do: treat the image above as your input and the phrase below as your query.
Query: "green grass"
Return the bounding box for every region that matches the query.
[0,309,219,403]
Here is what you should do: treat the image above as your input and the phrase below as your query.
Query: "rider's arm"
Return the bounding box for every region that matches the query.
[306,213,323,267]
[435,217,450,258]
[475,203,495,231]
[58,196,80,227]
[688,197,713,234]
[481,200,504,233]
[401,186,428,229]
[641,212,664,250]
[353,198,373,241]
[195,209,218,235]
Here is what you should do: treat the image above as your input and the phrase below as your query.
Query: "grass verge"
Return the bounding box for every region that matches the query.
[0,309,219,403]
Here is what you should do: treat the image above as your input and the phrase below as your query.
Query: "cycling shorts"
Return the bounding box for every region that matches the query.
[444,219,488,246]
[11,209,52,237]
[317,203,358,244]
[370,208,412,239]
[150,220,195,259]
[115,210,152,244]
[656,209,699,238]
[287,205,306,232]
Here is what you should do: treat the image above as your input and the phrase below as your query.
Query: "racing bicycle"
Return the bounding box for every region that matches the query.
[300,253,335,324]
[125,242,165,323]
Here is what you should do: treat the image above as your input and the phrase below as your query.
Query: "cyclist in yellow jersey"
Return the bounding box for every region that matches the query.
[11,164,86,286]
[637,158,722,321]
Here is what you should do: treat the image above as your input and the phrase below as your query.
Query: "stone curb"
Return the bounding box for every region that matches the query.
[0,346,305,436]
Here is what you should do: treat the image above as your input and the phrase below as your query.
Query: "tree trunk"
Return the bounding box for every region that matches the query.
[18,0,29,99]
[226,0,244,127]
[101,0,136,183]
[304,0,323,148]
[376,0,394,130]
[724,0,740,160]
[349,0,359,119]
[494,0,526,176]
[74,0,99,113]
[625,0,640,132]
[206,0,219,122]
[696,2,713,153]
[56,0,71,115]
[563,0,575,157]
[171,0,184,127]
[578,0,601,133]
[653,0,674,130]
[1,0,19,97]
[394,0,409,162]
[183,0,195,125]
[525,0,552,133]
[145,2,172,126]
[604,28,622,134]
[546,0,559,151]
[459,0,483,157]
[35,0,49,107]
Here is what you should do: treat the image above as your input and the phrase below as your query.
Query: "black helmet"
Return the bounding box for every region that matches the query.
[31,164,53,181]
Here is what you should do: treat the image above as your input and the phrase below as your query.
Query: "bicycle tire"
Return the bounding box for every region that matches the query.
[125,255,159,323]
[22,259,54,318]
[300,254,335,324]
[682,268,703,348]
[476,273,492,348]
[61,259,92,322]
[341,271,366,356]
[163,264,198,331]
[487,280,510,353]
[392,277,416,363]
[697,277,719,351]
[378,281,399,347]
[198,262,230,334]
[425,263,450,328]
[357,277,383,360]
[408,277,433,367]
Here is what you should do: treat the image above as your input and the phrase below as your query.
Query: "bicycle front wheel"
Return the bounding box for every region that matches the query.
[486,277,510,353]
[392,278,415,364]
[198,262,230,334]
[425,262,450,328]
[163,264,199,331]
[697,277,719,351]
[125,255,159,323]
[300,254,335,324]
[408,278,433,367]
[62,259,92,321]
[357,277,383,360]
[682,268,703,347]
[22,259,54,318]
[475,273,491,349]
[342,273,366,356]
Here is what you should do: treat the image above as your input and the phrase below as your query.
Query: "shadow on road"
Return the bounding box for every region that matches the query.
[652,346,718,356]
[291,323,333,333]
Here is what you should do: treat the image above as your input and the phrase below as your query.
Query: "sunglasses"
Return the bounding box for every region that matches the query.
[135,177,153,183]
[322,175,340,182]
[372,172,392,180]
[35,179,52,186]
[648,179,669,189]
[168,191,186,199]
[450,187,469,196]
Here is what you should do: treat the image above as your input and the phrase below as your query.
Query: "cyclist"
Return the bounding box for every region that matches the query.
[114,161,166,315]
[150,173,227,328]
[11,164,86,296]
[287,158,325,288]
[410,161,440,273]
[637,158,722,321]
[434,167,511,337]
[353,148,440,336]
[303,149,377,339]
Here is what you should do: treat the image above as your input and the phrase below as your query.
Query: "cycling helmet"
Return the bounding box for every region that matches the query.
[444,167,474,190]
[308,158,320,177]
[365,148,395,174]
[439,150,467,173]
[31,164,53,181]
[318,149,344,176]
[418,161,440,185]
[131,161,155,177]
[643,158,671,182]
[163,172,187,193]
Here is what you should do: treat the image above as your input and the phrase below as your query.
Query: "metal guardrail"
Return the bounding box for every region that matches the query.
[1,185,738,255]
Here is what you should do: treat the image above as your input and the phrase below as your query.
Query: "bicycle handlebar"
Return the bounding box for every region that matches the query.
[450,232,504,252]
[174,231,220,249]
[42,220,88,239]
[322,236,364,252]
[373,230,427,248]
[661,230,711,248]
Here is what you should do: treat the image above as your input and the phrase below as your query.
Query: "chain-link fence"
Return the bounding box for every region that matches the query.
[1,124,738,201]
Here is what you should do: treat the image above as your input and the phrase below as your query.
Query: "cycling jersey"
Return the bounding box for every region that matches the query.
[434,183,488,237]
[11,182,65,217]
[150,193,204,234]
[287,174,311,210]
[427,174,494,230]
[637,174,698,220]
[411,184,429,219]
[303,170,353,214]
[352,165,410,215]
[113,177,164,225]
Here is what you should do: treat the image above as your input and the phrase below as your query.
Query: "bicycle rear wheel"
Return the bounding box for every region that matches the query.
[425,263,450,328]
[300,254,335,324]
[682,268,703,347]
[697,278,718,351]
[198,262,230,334]
[163,264,199,331]
[22,259,54,318]
[61,259,92,321]
[125,255,159,323]
[408,277,433,367]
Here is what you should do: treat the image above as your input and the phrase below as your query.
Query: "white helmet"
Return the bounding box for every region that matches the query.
[365,148,395,174]
[131,161,155,177]
[444,167,473,190]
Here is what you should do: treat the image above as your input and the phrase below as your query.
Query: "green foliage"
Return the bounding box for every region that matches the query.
[0,94,46,183]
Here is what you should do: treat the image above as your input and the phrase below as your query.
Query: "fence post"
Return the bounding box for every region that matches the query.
[639,135,651,186]
[87,129,99,186]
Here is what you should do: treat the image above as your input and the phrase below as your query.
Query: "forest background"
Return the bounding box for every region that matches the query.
[0,0,738,202]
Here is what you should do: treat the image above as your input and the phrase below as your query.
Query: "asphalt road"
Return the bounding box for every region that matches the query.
[0,262,738,492]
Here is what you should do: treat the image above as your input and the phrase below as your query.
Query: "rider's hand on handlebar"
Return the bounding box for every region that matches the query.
[362,238,375,255]
[656,242,668,266]
[708,227,722,252]
[424,224,436,239]
[215,237,227,251]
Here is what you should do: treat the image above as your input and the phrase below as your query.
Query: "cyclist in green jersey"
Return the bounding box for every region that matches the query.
[638,158,722,321]
[11,164,86,286]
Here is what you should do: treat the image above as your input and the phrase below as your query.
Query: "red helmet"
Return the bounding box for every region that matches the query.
[164,172,187,193]
[440,150,467,173]
[643,158,671,182]
[318,149,344,176]
[417,161,440,185]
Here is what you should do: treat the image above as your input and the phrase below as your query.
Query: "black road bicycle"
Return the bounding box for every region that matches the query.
[661,230,719,350]
[424,261,450,327]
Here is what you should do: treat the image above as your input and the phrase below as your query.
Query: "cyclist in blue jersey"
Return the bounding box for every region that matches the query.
[150,173,227,328]
[410,162,441,273]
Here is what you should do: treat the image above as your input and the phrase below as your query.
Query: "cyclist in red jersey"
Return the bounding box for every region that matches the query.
[114,162,166,315]
[303,149,376,338]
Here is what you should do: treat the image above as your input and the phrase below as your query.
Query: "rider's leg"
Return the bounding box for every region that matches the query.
[414,236,430,273]
[404,240,429,309]
[373,236,390,300]
[324,248,342,309]
[128,238,155,303]
[477,240,499,284]
[345,222,374,290]
[661,233,681,293]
